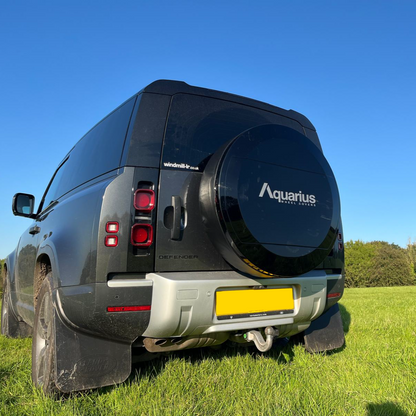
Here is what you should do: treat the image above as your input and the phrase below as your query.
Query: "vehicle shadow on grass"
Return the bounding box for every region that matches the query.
[92,344,295,397]
[94,340,336,396]
[125,337,300,386]
[100,304,352,395]
[339,303,351,334]
[64,328,349,398]
[366,402,409,416]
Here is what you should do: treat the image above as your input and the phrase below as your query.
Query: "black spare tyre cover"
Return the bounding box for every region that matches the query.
[200,124,340,277]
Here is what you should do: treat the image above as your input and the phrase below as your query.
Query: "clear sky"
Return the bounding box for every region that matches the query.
[1,1,415,259]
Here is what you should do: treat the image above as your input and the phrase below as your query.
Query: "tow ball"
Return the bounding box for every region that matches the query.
[244,326,279,352]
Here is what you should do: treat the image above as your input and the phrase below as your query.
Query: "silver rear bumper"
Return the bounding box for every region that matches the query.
[120,270,334,338]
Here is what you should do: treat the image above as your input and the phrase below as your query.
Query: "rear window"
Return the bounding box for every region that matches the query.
[162,94,302,172]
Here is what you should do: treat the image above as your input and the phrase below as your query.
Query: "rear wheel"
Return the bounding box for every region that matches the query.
[32,273,58,395]
[1,278,14,336]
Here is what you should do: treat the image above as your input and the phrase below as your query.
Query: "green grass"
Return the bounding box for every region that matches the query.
[1,287,416,415]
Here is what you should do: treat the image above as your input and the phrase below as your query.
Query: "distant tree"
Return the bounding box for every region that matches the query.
[345,240,415,287]
[345,240,375,287]
[406,239,416,275]
[371,242,414,287]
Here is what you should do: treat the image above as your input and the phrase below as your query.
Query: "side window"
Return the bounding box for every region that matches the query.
[41,96,136,208]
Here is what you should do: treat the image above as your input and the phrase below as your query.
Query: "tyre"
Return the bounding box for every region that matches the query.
[200,124,341,277]
[1,272,31,338]
[1,277,16,336]
[32,273,58,394]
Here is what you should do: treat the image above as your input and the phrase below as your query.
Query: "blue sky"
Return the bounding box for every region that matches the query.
[1,1,415,258]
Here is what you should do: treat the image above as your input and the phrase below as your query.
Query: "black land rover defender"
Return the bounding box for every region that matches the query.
[2,80,345,394]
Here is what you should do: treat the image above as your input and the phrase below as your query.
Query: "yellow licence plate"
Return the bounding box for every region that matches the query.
[216,287,294,320]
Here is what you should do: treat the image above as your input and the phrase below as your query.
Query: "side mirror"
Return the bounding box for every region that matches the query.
[12,193,35,218]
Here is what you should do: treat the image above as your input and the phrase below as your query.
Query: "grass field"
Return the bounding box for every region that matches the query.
[1,286,415,415]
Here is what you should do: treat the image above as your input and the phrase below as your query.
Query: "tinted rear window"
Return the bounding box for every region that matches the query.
[162,94,303,172]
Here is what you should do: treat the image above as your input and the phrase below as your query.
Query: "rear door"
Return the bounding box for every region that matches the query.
[155,93,306,272]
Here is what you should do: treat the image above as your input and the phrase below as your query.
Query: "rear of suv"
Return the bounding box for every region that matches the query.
[2,80,345,394]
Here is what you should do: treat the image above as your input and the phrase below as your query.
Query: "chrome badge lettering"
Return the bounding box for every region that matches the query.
[259,183,316,206]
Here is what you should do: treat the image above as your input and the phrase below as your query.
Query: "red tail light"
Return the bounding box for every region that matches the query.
[327,292,341,299]
[134,189,155,212]
[107,305,151,312]
[131,224,153,247]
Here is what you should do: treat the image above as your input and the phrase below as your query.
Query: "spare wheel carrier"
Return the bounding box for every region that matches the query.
[199,124,340,277]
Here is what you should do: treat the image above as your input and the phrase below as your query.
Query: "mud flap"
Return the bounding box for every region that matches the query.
[303,303,345,353]
[54,307,131,393]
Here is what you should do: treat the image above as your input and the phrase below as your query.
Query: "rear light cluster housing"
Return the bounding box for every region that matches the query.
[131,187,155,247]
[104,186,156,249]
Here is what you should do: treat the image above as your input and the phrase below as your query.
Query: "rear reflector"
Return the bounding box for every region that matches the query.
[327,292,341,299]
[131,224,153,247]
[106,222,119,233]
[105,236,118,247]
[107,305,151,312]
[134,189,155,212]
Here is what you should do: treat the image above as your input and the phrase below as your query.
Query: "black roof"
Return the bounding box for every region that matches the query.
[139,80,315,131]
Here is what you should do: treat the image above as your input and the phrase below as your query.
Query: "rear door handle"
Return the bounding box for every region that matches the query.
[171,196,182,240]
[29,226,41,235]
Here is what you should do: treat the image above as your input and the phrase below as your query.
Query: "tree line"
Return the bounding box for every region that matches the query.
[345,240,416,287]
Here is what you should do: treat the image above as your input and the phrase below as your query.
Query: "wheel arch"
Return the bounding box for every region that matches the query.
[34,246,60,307]
[4,251,16,289]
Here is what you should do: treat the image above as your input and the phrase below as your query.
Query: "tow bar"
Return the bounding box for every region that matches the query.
[245,326,279,352]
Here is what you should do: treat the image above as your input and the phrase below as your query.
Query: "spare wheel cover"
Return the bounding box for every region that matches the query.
[199,124,340,277]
